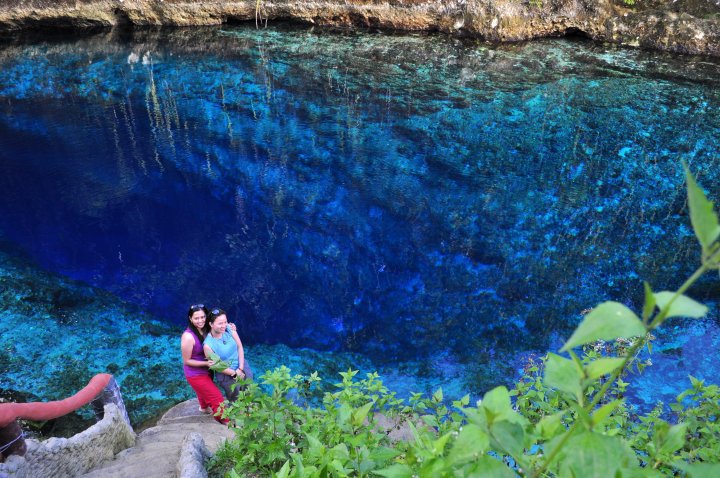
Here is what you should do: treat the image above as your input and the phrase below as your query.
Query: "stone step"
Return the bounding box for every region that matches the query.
[82,455,177,478]
[80,399,236,478]
[141,421,219,435]
[157,400,215,422]
[117,441,181,457]
[159,413,226,425]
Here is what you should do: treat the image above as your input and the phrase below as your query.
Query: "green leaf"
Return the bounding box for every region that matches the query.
[536,411,565,440]
[586,358,625,380]
[470,456,516,477]
[543,431,570,468]
[431,432,453,457]
[642,281,656,322]
[464,407,488,428]
[305,434,324,458]
[677,463,720,478]
[335,443,351,459]
[274,460,291,478]
[329,459,348,475]
[489,420,525,459]
[658,422,687,456]
[481,386,512,418]
[544,353,582,398]
[561,302,646,351]
[557,431,638,477]
[351,401,374,427]
[359,458,376,474]
[337,404,351,428]
[448,424,490,464]
[432,388,444,403]
[373,463,413,478]
[653,420,687,455]
[591,399,623,427]
[368,447,401,463]
[689,374,704,389]
[291,453,305,476]
[453,394,470,408]
[653,291,708,319]
[684,162,720,254]
[345,434,366,448]
[207,351,231,373]
[406,421,424,445]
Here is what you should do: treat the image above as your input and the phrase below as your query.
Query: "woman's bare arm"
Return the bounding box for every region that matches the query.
[181,332,211,368]
[228,323,245,377]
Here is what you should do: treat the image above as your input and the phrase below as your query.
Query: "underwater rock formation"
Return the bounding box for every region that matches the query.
[0,248,191,427]
[0,1,719,57]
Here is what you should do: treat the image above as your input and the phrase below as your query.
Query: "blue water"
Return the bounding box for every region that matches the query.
[1,26,720,404]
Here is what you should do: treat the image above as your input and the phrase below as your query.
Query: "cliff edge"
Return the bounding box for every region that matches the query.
[0,0,719,57]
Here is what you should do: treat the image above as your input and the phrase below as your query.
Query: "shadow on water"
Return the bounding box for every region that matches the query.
[1,24,720,402]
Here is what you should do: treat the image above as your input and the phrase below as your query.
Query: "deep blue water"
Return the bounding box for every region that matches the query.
[1,26,720,402]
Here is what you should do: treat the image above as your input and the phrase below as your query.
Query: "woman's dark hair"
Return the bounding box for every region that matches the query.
[187,304,209,341]
[208,307,226,325]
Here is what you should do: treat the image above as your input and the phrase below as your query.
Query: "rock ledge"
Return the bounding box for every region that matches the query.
[0,1,719,57]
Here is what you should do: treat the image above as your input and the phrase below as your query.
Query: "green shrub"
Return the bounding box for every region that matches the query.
[209,164,720,477]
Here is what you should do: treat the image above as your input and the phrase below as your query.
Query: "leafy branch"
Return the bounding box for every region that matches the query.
[207,351,231,373]
[535,162,720,476]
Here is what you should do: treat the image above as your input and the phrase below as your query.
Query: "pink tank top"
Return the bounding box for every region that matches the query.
[183,328,210,378]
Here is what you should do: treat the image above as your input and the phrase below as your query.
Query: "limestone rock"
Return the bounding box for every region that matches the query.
[0,2,718,58]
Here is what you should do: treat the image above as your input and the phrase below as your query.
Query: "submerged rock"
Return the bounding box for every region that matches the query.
[0,249,189,426]
[0,1,718,57]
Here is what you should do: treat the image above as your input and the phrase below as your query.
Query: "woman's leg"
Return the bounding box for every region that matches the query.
[216,374,240,402]
[242,358,254,382]
[186,375,229,424]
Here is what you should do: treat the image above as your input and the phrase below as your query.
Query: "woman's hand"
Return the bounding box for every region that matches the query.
[207,359,215,367]
[226,368,244,379]
[228,323,237,332]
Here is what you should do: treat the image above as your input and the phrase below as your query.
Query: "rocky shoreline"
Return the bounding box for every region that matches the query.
[0,0,719,57]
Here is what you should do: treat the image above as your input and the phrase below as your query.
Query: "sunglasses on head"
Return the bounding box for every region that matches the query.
[189,304,204,311]
[210,308,224,316]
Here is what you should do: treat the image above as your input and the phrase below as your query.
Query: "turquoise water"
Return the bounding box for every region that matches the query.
[1,26,719,414]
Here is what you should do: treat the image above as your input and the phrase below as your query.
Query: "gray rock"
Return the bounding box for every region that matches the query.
[176,433,210,478]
